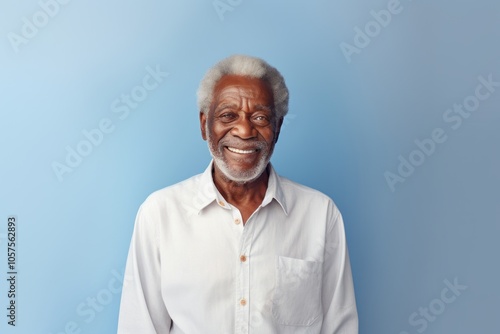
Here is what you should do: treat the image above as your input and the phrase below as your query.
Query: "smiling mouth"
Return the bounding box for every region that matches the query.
[226,146,259,154]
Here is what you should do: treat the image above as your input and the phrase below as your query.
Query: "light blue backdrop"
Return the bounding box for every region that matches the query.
[1,0,499,333]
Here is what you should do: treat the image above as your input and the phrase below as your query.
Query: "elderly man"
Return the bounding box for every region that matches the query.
[117,55,358,333]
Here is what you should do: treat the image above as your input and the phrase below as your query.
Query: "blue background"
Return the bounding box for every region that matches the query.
[1,0,499,333]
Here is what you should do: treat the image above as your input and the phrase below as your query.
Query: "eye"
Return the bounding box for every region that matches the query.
[252,115,270,126]
[219,112,237,123]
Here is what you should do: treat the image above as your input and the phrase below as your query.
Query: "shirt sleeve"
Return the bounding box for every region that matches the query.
[117,201,172,334]
[320,201,359,334]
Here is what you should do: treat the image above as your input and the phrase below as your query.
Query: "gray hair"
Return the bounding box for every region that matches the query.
[197,55,289,119]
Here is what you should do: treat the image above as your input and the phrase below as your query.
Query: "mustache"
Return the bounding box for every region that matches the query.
[218,138,268,151]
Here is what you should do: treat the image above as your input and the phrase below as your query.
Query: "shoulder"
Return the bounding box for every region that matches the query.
[140,172,204,211]
[277,174,341,219]
[279,176,330,198]
[278,175,336,204]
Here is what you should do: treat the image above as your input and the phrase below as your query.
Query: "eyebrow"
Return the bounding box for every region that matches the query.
[254,104,273,112]
[214,104,238,113]
[214,103,273,113]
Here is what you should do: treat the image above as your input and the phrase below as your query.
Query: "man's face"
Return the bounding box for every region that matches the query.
[200,75,282,183]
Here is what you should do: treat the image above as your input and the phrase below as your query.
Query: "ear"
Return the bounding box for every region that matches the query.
[274,117,284,144]
[200,111,207,141]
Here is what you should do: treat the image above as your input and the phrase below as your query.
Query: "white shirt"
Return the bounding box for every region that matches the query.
[117,162,358,334]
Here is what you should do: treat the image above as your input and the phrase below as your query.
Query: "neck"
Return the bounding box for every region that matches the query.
[212,163,270,223]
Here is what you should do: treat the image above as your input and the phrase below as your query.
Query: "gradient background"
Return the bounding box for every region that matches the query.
[1,0,499,333]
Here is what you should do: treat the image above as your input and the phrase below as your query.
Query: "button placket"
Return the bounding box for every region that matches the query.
[234,209,253,334]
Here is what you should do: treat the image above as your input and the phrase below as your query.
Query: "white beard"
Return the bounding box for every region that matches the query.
[206,130,272,183]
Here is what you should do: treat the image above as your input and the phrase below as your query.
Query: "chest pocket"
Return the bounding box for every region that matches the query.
[271,256,323,326]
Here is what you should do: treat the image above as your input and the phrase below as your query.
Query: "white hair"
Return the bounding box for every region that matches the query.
[197,55,289,119]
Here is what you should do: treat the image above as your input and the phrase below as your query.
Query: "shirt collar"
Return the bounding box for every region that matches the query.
[194,160,288,215]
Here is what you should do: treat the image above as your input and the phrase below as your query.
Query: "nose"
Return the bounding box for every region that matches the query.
[230,114,257,139]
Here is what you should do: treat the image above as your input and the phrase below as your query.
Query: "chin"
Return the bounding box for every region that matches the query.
[214,157,269,183]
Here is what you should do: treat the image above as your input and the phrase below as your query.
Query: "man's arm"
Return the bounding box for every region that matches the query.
[320,201,358,334]
[117,202,172,334]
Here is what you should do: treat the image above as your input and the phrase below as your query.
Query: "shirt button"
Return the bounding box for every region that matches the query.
[240,255,247,262]
[234,218,240,225]
[240,298,247,306]
[219,201,225,207]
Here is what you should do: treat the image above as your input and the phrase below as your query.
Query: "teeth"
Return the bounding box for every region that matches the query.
[227,147,256,154]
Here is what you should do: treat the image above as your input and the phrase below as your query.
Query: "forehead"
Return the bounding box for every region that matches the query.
[212,75,274,105]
